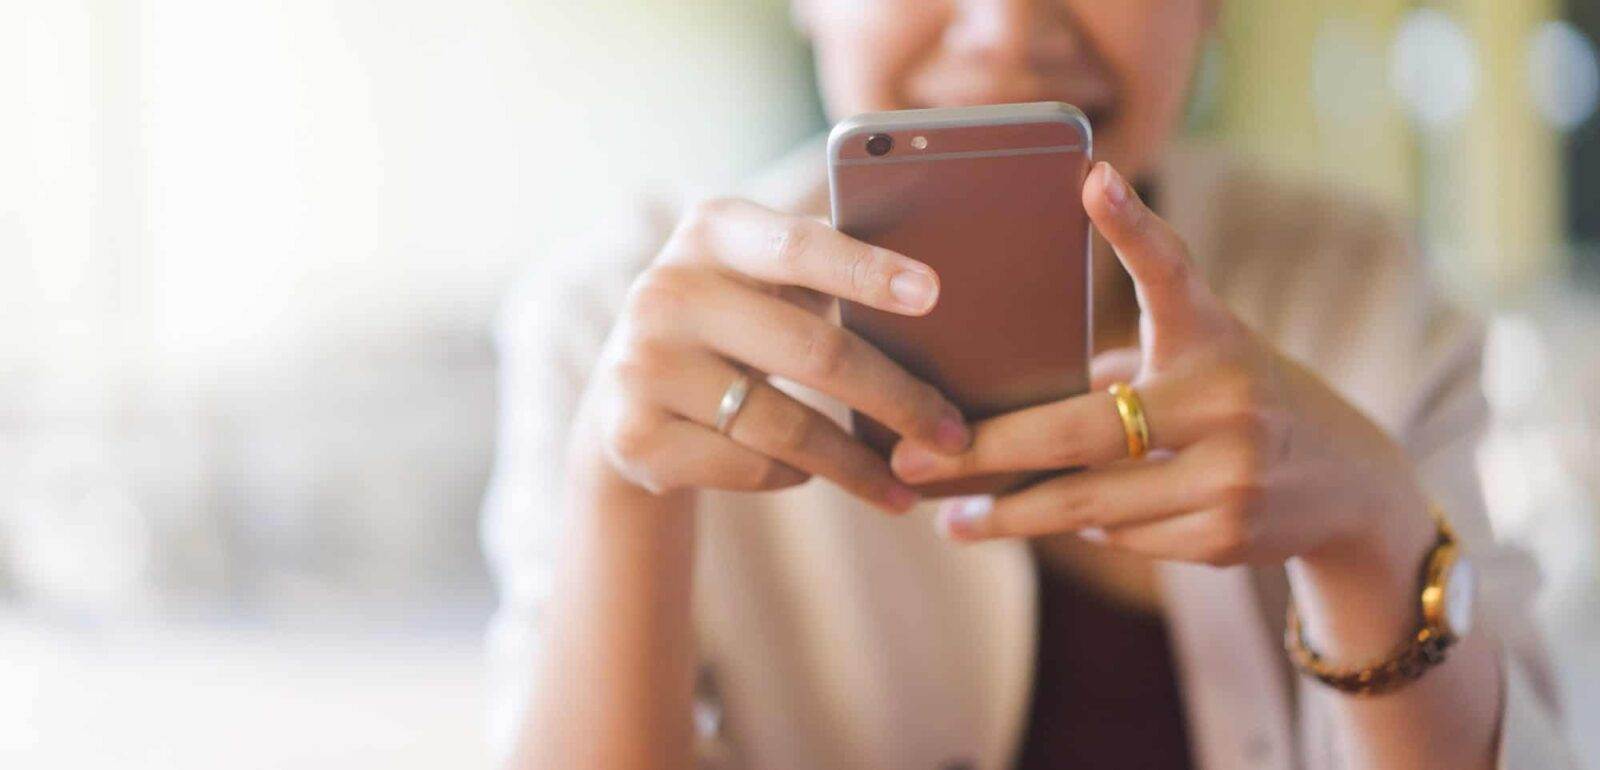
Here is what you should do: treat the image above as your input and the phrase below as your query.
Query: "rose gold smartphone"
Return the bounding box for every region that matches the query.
[828,102,1092,496]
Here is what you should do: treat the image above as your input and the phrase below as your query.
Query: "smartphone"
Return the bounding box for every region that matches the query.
[828,102,1093,496]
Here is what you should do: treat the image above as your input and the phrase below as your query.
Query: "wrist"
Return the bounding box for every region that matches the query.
[1302,483,1434,581]
[585,459,696,520]
[1287,482,1436,664]
[570,418,698,527]
[563,438,700,606]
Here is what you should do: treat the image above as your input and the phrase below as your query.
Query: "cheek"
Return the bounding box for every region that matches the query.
[1081,5,1205,175]
[808,1,949,117]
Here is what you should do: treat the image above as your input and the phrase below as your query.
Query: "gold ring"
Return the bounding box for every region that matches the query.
[1108,382,1150,459]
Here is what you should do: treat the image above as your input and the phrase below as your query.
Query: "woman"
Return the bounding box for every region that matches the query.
[483,1,1575,768]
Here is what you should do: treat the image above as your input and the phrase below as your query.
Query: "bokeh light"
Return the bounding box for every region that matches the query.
[1390,9,1480,132]
[1529,20,1600,132]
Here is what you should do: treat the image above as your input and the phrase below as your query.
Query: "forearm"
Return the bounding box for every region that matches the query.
[512,426,700,770]
[1288,496,1501,770]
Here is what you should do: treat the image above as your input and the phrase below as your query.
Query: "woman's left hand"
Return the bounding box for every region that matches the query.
[890,161,1430,568]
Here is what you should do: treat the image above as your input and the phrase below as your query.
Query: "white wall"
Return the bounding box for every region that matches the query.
[0,0,820,609]
[2,3,820,767]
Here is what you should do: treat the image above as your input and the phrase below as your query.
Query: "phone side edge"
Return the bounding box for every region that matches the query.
[829,102,1092,150]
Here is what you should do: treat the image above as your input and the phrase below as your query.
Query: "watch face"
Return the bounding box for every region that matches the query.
[1444,557,1476,637]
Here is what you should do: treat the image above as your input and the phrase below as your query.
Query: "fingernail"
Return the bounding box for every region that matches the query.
[935,415,970,453]
[889,269,937,312]
[884,483,920,513]
[1100,163,1128,209]
[938,495,993,540]
[893,444,937,481]
[1077,526,1108,544]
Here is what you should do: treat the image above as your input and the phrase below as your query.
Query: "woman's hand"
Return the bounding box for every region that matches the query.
[584,197,970,513]
[891,162,1432,568]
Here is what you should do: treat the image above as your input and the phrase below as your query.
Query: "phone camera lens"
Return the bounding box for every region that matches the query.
[865,134,893,157]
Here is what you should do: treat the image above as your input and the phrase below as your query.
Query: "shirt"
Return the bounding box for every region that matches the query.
[1013,550,1194,769]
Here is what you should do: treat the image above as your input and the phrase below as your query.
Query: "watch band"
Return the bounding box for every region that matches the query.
[1283,507,1460,696]
[1285,605,1457,696]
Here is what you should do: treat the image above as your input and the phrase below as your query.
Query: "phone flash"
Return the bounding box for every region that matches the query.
[911,135,928,150]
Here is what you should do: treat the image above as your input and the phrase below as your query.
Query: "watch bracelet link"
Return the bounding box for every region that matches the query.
[1284,606,1458,696]
[1282,508,1459,696]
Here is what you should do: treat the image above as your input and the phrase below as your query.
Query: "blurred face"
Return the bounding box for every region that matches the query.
[796,0,1212,179]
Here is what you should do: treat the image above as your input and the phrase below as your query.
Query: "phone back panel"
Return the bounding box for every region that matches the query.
[829,103,1092,492]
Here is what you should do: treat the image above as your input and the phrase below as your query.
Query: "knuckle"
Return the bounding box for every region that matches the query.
[1212,364,1274,431]
[682,196,738,234]
[610,334,673,393]
[797,324,853,380]
[1230,409,1277,449]
[1212,362,1254,406]
[626,265,697,327]
[769,219,815,272]
[1216,482,1262,521]
[1200,514,1253,566]
[638,473,678,496]
[1211,448,1266,516]
[606,411,658,466]
[606,417,684,496]
[845,246,890,301]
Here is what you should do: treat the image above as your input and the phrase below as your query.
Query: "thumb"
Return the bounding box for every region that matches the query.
[1083,161,1203,329]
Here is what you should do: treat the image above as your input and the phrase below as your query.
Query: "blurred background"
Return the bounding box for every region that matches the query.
[1,1,1596,767]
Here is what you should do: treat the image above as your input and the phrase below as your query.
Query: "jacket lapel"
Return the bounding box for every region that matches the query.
[1159,562,1298,770]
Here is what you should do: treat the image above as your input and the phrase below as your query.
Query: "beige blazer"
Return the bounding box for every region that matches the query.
[482,139,1576,769]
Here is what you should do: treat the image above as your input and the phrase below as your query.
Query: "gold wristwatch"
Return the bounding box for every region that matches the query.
[1285,506,1477,696]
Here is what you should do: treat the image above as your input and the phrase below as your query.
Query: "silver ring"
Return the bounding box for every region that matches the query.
[714,373,757,434]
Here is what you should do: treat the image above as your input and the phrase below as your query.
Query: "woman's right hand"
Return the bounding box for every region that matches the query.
[584,197,971,513]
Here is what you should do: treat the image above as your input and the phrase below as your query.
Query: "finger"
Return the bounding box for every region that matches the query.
[1082,162,1202,328]
[1084,509,1244,565]
[674,273,969,453]
[892,390,1123,482]
[933,455,1207,541]
[643,351,921,513]
[676,197,941,316]
[611,413,810,493]
[894,344,1142,481]
[771,284,833,316]
[1089,346,1142,390]
[891,374,1206,483]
